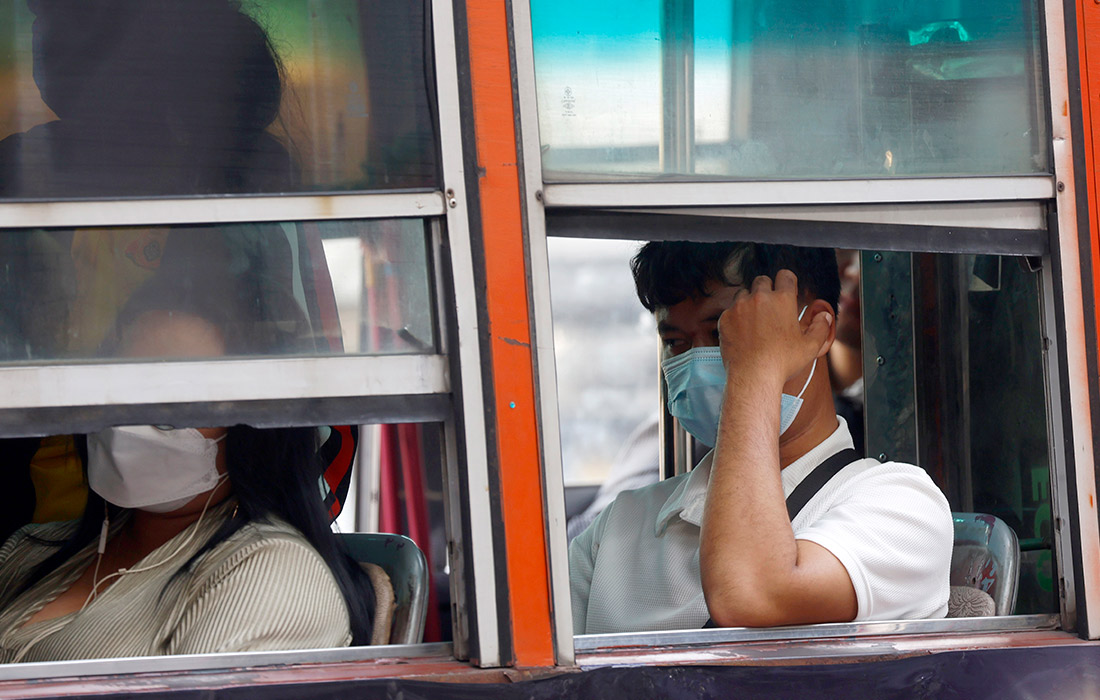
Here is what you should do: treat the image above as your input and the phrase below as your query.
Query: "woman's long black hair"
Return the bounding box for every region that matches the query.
[17,230,377,645]
[196,425,376,646]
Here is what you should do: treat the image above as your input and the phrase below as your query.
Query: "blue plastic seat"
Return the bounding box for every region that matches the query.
[950,512,1020,616]
[339,533,429,644]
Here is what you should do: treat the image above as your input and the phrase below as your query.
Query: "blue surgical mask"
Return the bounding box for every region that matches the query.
[662,346,726,447]
[661,306,818,446]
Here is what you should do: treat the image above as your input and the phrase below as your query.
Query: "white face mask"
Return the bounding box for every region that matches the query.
[87,426,226,512]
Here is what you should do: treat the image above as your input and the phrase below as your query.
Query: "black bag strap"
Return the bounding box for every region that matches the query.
[702,448,860,629]
[784,448,859,521]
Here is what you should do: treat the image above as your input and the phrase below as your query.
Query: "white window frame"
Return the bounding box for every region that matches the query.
[0,0,507,678]
[510,0,1100,662]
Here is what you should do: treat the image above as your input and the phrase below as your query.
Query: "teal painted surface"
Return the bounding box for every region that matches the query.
[530,0,1045,180]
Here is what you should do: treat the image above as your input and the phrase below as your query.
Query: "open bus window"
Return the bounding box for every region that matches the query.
[554,239,1055,636]
[0,0,436,198]
[547,238,660,538]
[0,418,450,661]
[0,218,435,362]
[530,0,1045,180]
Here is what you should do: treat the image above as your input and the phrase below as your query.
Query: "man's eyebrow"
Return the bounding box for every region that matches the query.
[656,320,681,335]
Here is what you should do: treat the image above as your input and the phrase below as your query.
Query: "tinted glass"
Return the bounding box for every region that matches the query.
[531,0,1046,181]
[863,250,1054,614]
[0,218,434,361]
[0,0,436,198]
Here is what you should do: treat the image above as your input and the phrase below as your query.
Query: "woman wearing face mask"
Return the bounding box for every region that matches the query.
[0,241,376,662]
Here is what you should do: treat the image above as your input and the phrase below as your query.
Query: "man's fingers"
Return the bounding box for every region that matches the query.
[774,269,798,293]
[750,275,773,293]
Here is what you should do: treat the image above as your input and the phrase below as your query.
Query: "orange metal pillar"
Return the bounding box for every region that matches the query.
[463,0,556,667]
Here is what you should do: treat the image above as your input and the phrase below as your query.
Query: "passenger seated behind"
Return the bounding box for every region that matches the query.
[569,242,953,634]
[0,270,375,662]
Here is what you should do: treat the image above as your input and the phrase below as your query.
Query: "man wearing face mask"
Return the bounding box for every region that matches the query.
[568,241,953,634]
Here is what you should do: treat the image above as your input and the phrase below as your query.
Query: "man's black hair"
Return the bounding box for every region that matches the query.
[631,241,841,314]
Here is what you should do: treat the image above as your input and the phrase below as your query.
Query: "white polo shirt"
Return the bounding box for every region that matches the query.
[569,417,953,635]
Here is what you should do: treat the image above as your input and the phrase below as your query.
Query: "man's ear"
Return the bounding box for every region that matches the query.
[803,298,836,358]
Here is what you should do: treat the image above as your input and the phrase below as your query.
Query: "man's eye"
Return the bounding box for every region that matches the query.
[662,337,685,350]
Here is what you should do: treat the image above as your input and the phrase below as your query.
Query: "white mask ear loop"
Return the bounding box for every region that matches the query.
[80,472,230,611]
[795,358,817,399]
[793,305,817,400]
[10,477,232,665]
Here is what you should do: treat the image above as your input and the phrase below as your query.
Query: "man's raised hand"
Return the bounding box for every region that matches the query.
[717,269,832,386]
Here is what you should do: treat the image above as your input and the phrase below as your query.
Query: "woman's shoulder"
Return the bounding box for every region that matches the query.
[0,520,81,600]
[0,520,79,562]
[168,516,352,654]
[192,516,335,585]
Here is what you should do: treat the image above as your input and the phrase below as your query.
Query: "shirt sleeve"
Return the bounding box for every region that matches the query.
[0,526,32,570]
[794,467,953,621]
[168,537,352,654]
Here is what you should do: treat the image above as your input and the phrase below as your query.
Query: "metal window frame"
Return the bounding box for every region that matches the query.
[1040,0,1100,639]
[429,0,502,668]
[0,191,446,229]
[0,0,502,680]
[575,614,1060,653]
[542,177,1055,209]
[0,355,448,410]
[0,643,455,683]
[512,0,1091,657]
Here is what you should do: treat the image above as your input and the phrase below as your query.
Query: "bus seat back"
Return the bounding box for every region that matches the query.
[950,512,1020,616]
[339,533,429,645]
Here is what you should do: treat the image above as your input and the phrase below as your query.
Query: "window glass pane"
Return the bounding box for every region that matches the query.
[0,419,449,661]
[549,238,658,486]
[531,0,1046,180]
[0,218,435,362]
[0,1,436,198]
[560,237,1054,637]
[863,250,1055,614]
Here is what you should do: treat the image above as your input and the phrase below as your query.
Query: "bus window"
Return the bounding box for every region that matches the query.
[0,215,456,658]
[0,220,435,363]
[530,0,1045,180]
[558,241,1054,636]
[0,417,448,661]
[862,251,1054,615]
[546,238,659,536]
[0,0,436,198]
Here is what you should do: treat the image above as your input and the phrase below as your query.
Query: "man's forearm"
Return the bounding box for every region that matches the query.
[699,369,797,626]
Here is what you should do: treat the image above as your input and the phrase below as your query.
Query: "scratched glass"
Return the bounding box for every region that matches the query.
[0,219,435,361]
[0,1,436,198]
[530,0,1046,181]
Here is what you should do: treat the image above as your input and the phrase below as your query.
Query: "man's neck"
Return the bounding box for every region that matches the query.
[777,386,840,469]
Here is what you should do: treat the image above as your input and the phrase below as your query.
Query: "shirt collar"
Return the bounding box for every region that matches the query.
[653,416,855,536]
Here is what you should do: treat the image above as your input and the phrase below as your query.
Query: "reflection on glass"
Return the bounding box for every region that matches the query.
[0,0,436,198]
[531,0,1045,180]
[0,219,434,361]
